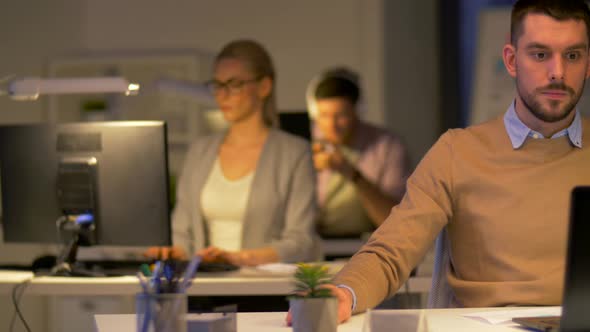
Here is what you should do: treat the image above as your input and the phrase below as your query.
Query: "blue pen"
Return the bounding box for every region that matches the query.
[177,256,201,293]
[163,263,177,293]
[159,257,201,332]
[139,292,153,332]
[151,261,163,294]
[137,275,153,332]
[136,272,150,294]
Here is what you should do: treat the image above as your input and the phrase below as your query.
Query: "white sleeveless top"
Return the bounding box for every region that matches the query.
[200,158,254,251]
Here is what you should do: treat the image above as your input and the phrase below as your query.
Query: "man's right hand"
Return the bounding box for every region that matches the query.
[312,141,333,171]
[285,283,354,326]
[327,284,354,323]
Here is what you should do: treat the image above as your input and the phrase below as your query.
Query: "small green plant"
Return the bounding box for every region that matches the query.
[81,99,107,112]
[291,263,334,298]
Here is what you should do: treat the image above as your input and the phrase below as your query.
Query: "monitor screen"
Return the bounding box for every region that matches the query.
[278,111,311,141]
[0,121,171,247]
[561,186,590,331]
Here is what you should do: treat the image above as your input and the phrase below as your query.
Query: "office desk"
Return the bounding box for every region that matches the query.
[95,307,560,332]
[94,312,366,332]
[1,268,430,332]
[0,269,432,296]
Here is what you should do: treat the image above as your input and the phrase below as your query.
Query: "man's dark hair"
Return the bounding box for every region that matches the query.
[314,68,360,105]
[511,0,590,47]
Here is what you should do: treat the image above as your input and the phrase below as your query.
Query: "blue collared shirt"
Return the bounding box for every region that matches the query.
[503,102,582,149]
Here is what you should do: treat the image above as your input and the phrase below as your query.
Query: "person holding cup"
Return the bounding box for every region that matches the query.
[307,67,410,238]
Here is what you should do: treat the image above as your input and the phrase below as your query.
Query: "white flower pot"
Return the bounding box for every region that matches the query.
[289,297,338,332]
[83,111,107,122]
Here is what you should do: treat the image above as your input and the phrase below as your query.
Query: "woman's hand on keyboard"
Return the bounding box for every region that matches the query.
[144,246,188,260]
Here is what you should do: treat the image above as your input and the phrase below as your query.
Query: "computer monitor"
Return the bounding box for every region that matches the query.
[0,121,171,274]
[278,111,311,141]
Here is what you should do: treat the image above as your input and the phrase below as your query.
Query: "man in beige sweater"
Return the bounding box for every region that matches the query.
[288,0,590,324]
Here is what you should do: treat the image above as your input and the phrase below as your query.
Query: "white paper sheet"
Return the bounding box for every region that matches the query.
[463,307,562,325]
[255,263,298,275]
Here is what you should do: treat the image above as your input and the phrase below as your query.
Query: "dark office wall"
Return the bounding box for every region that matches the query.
[457,0,515,126]
[436,0,515,132]
[439,0,462,131]
[0,0,87,124]
[0,1,387,127]
[384,1,440,168]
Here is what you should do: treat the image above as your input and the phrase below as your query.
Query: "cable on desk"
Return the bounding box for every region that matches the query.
[9,277,33,332]
[402,277,412,308]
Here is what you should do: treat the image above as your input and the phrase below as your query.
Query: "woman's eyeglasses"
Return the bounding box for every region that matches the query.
[205,77,262,96]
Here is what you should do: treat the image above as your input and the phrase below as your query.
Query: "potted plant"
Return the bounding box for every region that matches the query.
[81,99,108,121]
[289,263,338,332]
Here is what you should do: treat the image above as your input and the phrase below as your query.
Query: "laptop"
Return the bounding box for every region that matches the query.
[512,186,590,332]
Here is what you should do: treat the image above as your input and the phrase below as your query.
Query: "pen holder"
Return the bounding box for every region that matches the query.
[136,293,188,332]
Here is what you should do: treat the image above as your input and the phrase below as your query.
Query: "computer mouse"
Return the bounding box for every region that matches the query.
[31,255,57,272]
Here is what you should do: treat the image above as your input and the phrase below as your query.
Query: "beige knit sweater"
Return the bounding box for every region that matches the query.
[334,115,590,313]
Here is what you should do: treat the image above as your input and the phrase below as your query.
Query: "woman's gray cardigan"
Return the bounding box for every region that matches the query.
[171,128,318,262]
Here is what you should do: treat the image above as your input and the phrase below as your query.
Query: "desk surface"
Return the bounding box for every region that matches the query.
[0,269,431,297]
[94,312,366,332]
[95,307,561,332]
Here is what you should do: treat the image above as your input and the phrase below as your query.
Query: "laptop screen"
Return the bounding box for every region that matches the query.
[513,186,590,332]
[560,186,590,332]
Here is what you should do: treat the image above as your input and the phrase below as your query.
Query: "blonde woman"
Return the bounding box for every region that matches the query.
[148,40,318,266]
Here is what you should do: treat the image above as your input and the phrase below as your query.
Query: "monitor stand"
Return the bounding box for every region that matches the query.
[43,215,107,277]
[49,243,106,277]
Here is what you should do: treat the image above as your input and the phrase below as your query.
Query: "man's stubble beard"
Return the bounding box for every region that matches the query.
[516,78,582,123]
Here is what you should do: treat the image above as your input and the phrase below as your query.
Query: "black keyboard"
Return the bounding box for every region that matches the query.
[79,259,151,276]
[8,257,241,277]
[79,259,240,276]
[196,261,240,273]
